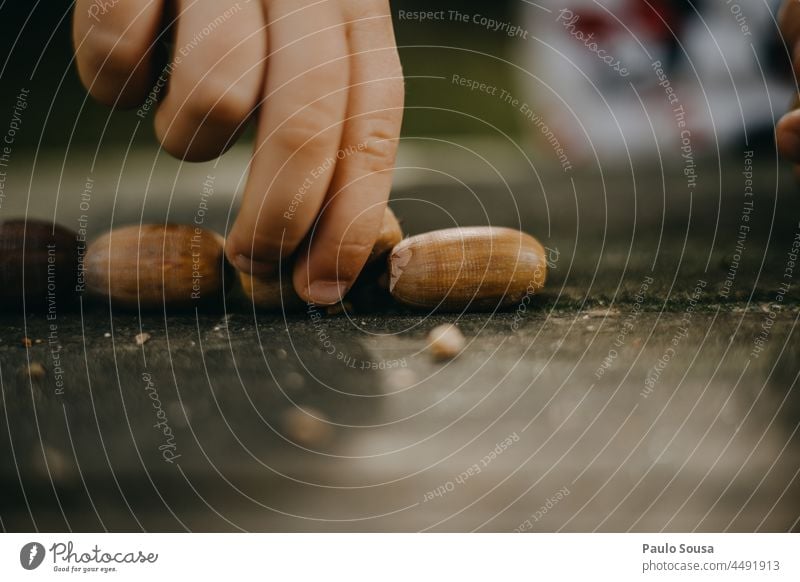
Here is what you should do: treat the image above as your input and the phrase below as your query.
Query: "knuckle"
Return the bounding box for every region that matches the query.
[353,112,402,172]
[186,79,256,127]
[273,109,338,155]
[358,129,398,172]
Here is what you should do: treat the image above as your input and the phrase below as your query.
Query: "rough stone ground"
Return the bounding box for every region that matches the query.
[1,157,799,532]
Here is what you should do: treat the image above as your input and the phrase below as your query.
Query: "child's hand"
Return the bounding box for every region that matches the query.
[778,1,800,167]
[73,0,404,305]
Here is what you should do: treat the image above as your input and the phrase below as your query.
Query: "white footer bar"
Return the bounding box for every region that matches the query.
[1,533,797,581]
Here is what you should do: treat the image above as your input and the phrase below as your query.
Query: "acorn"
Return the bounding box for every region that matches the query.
[388,226,547,311]
[85,224,230,309]
[0,219,79,310]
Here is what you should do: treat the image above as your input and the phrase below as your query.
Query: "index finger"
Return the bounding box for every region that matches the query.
[225,0,349,276]
[293,3,403,305]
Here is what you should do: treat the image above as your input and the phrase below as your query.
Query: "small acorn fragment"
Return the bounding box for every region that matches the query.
[20,362,46,381]
[428,324,465,360]
[85,224,230,309]
[281,406,333,447]
[389,226,547,311]
[0,219,79,310]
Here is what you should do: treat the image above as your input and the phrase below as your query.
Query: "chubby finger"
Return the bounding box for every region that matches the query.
[293,2,403,305]
[154,0,266,161]
[73,0,165,107]
[225,0,349,276]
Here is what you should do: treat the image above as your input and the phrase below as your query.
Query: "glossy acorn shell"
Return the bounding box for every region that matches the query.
[85,224,230,309]
[388,226,547,311]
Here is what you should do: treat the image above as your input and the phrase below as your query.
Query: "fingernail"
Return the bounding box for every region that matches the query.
[306,280,349,305]
[232,254,276,277]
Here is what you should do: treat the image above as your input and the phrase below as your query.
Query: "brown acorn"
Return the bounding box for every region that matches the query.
[85,224,230,309]
[388,226,547,311]
[0,219,79,310]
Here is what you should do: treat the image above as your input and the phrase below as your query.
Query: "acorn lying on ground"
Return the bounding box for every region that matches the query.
[388,226,547,311]
[84,224,230,309]
[0,219,79,310]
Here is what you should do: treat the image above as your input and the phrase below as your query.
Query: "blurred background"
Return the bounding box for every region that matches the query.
[0,0,793,232]
[0,0,791,142]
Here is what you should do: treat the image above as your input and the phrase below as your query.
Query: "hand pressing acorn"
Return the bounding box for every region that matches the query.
[241,206,402,310]
[84,224,230,309]
[0,219,79,310]
[388,226,547,311]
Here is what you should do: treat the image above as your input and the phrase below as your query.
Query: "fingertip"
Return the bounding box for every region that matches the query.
[292,252,351,306]
[301,280,349,306]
